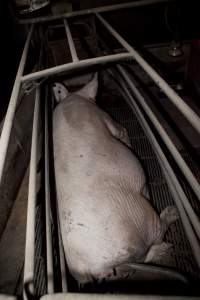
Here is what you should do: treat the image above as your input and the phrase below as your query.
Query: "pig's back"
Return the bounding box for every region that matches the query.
[53,97,145,193]
[53,97,161,282]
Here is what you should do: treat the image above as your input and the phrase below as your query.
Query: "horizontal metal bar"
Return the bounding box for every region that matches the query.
[0,25,33,185]
[111,70,200,268]
[63,19,79,62]
[21,53,132,82]
[117,65,200,238]
[19,0,175,24]
[23,87,40,298]
[41,293,198,300]
[96,13,200,136]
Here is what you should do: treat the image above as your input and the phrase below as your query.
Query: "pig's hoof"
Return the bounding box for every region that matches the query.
[145,242,173,264]
[160,205,179,226]
[142,184,150,200]
[119,127,131,147]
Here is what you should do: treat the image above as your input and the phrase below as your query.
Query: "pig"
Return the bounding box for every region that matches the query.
[52,74,178,284]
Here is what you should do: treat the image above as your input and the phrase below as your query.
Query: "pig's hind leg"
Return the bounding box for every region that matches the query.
[144,206,179,264]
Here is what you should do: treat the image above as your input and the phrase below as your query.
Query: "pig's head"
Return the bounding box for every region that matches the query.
[53,73,98,103]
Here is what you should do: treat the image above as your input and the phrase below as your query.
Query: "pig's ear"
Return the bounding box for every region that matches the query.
[76,73,98,101]
[53,82,69,103]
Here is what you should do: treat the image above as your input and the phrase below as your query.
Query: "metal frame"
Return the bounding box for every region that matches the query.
[0,1,200,298]
[96,13,200,135]
[19,0,176,24]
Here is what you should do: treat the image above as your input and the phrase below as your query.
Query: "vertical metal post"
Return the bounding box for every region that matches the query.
[23,87,40,298]
[96,13,200,135]
[44,85,55,294]
[0,25,34,185]
[63,19,79,62]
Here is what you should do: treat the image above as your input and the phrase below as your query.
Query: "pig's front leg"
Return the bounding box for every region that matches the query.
[102,112,131,147]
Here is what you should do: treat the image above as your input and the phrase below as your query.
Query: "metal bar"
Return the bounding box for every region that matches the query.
[36,293,199,300]
[44,85,54,294]
[51,89,68,292]
[21,53,132,82]
[0,25,34,185]
[57,208,68,292]
[111,70,200,267]
[19,0,175,24]
[96,13,200,135]
[63,19,79,62]
[23,87,40,297]
[117,65,200,238]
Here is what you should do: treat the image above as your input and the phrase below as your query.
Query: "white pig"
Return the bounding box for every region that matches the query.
[53,74,178,284]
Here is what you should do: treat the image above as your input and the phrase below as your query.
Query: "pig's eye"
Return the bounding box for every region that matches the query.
[58,90,61,94]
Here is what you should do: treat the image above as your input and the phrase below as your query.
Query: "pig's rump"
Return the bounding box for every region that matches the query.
[53,97,162,283]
